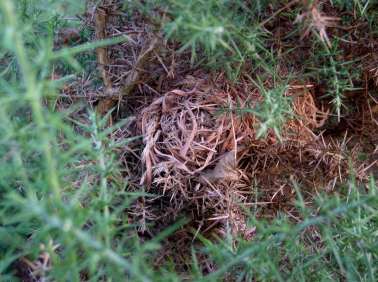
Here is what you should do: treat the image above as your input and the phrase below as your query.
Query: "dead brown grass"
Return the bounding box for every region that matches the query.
[54,0,378,273]
[137,74,254,237]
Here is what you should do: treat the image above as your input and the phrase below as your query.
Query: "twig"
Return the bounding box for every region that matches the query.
[94,1,160,118]
[94,3,115,120]
[259,0,299,27]
[120,37,159,97]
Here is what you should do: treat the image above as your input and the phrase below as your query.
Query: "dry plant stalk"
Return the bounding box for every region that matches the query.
[95,4,115,118]
[121,37,159,97]
[94,1,160,119]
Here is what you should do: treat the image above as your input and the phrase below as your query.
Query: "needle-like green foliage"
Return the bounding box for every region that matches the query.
[0,0,377,281]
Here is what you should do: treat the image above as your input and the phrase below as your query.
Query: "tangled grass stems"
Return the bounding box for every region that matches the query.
[0,0,377,280]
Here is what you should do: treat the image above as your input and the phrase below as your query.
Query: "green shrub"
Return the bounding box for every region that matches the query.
[0,0,377,281]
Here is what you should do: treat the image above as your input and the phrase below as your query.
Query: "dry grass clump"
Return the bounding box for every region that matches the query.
[138,74,255,238]
[135,75,330,234]
[283,86,329,144]
[135,74,376,235]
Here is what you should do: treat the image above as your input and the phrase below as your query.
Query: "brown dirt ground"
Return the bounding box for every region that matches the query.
[44,0,378,275]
